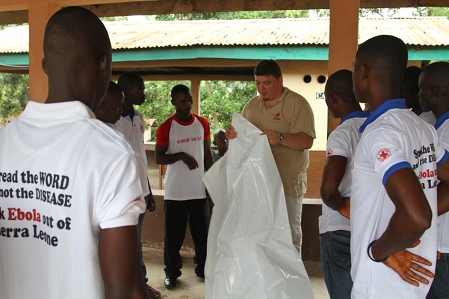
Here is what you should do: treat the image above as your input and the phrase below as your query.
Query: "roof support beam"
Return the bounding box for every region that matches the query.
[28,2,60,102]
[327,0,360,132]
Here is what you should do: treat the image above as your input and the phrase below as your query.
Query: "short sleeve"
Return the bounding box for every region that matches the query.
[97,153,145,229]
[196,116,211,141]
[289,95,316,139]
[361,128,411,186]
[326,128,351,161]
[156,117,172,146]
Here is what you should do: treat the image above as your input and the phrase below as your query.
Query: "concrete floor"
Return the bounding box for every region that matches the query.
[143,247,330,299]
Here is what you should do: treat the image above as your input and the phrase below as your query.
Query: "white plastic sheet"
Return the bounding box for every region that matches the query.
[202,113,314,299]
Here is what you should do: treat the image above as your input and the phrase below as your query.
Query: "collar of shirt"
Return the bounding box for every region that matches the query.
[435,110,449,130]
[121,106,137,120]
[413,107,423,116]
[359,98,407,134]
[339,110,371,125]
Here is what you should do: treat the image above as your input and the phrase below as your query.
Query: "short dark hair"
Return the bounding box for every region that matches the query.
[326,69,356,103]
[171,84,190,99]
[254,60,282,78]
[117,72,143,92]
[401,66,421,95]
[106,81,122,96]
[356,35,407,86]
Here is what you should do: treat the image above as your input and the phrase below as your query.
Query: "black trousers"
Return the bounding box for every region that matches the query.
[163,198,210,278]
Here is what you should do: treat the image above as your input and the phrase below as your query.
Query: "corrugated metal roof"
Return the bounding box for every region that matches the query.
[1,17,449,54]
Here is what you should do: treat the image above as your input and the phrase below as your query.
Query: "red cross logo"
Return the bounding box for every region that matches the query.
[326,149,333,157]
[139,123,145,134]
[276,112,281,118]
[376,148,391,162]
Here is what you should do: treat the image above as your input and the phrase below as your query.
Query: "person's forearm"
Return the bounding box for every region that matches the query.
[371,208,431,261]
[204,150,213,171]
[321,189,343,211]
[371,170,433,261]
[281,132,313,151]
[156,152,184,165]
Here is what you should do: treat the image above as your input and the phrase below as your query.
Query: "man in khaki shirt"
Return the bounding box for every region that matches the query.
[226,59,316,256]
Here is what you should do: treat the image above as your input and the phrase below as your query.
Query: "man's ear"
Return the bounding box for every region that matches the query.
[329,93,339,105]
[431,86,439,97]
[360,63,369,80]
[41,58,47,74]
[98,54,110,75]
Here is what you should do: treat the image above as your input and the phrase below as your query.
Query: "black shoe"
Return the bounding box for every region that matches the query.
[196,272,205,279]
[164,276,177,290]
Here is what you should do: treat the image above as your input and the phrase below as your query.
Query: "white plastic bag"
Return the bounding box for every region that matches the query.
[203,113,314,299]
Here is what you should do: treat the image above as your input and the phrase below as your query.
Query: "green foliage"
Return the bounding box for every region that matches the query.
[136,80,255,141]
[100,16,128,22]
[359,8,400,17]
[0,73,29,125]
[414,7,449,17]
[200,80,256,133]
[155,10,309,21]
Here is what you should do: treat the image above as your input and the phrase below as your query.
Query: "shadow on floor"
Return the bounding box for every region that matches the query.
[143,247,330,299]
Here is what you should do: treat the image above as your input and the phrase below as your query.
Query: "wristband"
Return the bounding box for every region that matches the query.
[367,240,389,262]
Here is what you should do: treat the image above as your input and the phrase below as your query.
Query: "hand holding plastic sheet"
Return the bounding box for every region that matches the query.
[202,113,314,299]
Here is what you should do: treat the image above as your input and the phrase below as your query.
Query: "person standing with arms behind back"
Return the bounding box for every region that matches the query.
[0,6,149,299]
[319,69,369,299]
[417,61,449,299]
[350,35,449,299]
[155,84,213,290]
[113,72,161,299]
[226,59,315,257]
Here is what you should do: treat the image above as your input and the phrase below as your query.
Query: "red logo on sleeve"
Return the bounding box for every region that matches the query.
[140,123,145,134]
[326,149,333,157]
[376,148,392,162]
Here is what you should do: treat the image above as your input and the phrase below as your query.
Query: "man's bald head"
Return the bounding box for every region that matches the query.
[355,35,407,87]
[43,6,112,110]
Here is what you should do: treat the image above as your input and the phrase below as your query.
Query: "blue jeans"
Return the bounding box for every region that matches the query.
[320,230,352,299]
[427,253,449,299]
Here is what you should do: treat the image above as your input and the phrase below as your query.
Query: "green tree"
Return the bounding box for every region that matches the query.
[414,7,449,17]
[313,8,400,17]
[0,73,29,125]
[200,80,256,133]
[136,80,255,140]
[155,10,309,21]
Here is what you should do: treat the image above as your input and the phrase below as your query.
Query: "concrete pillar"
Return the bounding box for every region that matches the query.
[28,2,59,103]
[191,79,201,115]
[327,0,359,133]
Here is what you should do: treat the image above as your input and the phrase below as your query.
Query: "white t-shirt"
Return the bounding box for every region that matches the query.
[435,111,449,253]
[0,101,145,299]
[420,110,436,125]
[319,111,368,234]
[156,113,210,201]
[351,99,448,299]
[112,109,150,196]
